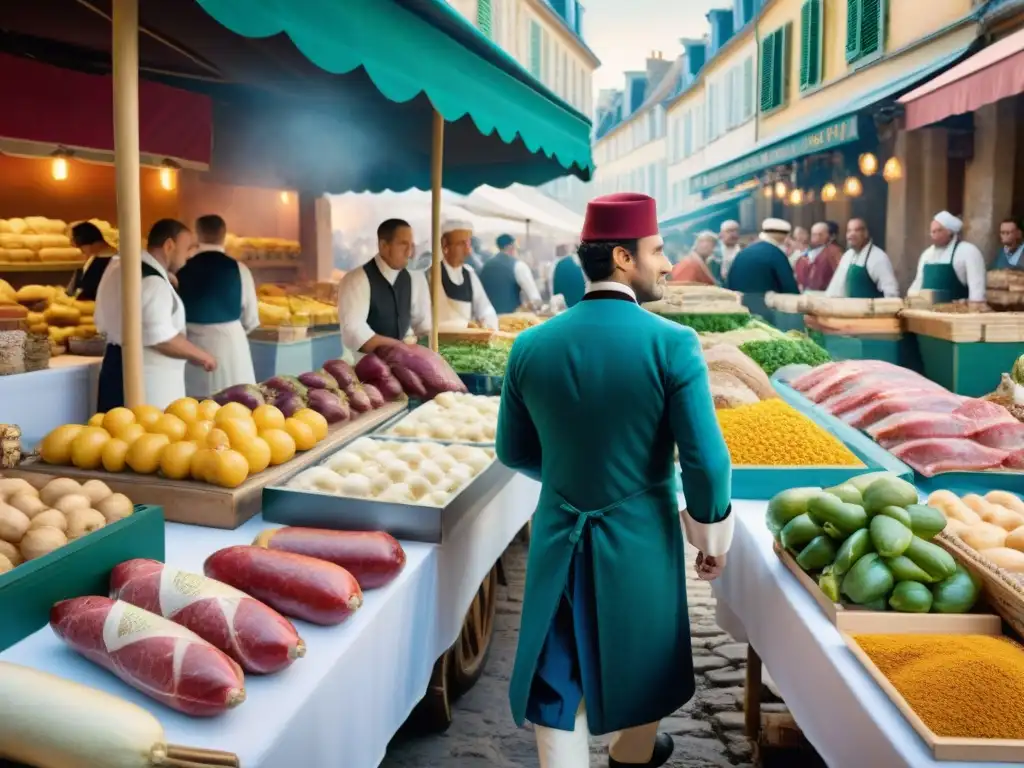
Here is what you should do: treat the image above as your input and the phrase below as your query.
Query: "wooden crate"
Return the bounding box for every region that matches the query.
[765,292,809,314]
[935,531,1024,638]
[6,402,405,529]
[901,308,1024,343]
[844,626,1024,762]
[804,315,903,336]
[775,544,1001,632]
[805,296,905,318]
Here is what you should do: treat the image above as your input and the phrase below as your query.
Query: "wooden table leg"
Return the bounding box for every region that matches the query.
[744,644,762,741]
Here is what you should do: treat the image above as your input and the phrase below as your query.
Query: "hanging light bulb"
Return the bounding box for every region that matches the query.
[858,152,879,176]
[280,191,291,204]
[762,185,773,199]
[51,156,69,182]
[159,166,177,191]
[774,180,788,199]
[788,188,804,206]
[843,176,863,197]
[821,182,838,202]
[883,156,903,182]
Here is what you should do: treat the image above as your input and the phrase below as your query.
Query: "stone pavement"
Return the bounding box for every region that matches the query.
[382,542,777,768]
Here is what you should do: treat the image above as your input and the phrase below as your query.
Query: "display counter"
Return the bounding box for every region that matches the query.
[0,474,539,768]
[249,329,343,381]
[0,355,101,445]
[710,501,1012,768]
[805,316,922,372]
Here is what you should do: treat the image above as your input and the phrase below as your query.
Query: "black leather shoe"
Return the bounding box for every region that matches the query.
[608,733,674,768]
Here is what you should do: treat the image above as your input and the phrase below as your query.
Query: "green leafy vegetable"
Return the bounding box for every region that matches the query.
[738,336,832,376]
[659,313,752,333]
[438,342,509,376]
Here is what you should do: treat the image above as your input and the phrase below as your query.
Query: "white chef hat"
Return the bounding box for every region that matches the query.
[695,230,719,242]
[441,219,474,235]
[761,218,792,234]
[933,211,963,234]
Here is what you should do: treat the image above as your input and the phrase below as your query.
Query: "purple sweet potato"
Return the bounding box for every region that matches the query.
[274,392,305,417]
[361,383,385,408]
[375,374,404,401]
[212,384,265,409]
[343,384,373,414]
[262,375,308,398]
[375,344,465,398]
[298,370,336,391]
[389,364,428,399]
[322,359,357,389]
[307,388,351,423]
[355,354,391,383]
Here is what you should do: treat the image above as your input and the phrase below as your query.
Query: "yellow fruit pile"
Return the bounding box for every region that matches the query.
[37,398,330,489]
[3,283,97,346]
[257,287,338,328]
[0,217,84,263]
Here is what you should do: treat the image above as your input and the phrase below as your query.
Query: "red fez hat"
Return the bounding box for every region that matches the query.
[581,193,659,241]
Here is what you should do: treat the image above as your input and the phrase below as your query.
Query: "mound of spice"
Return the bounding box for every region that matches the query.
[854,634,1024,740]
[715,399,861,466]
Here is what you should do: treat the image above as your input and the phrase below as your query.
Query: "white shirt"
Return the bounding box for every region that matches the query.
[187,244,260,332]
[435,260,498,330]
[513,259,542,305]
[720,244,741,279]
[806,245,825,264]
[826,242,901,298]
[95,251,183,347]
[908,238,987,301]
[586,281,636,301]
[337,254,432,354]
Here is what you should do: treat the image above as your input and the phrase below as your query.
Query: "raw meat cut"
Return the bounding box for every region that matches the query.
[204,545,363,625]
[822,378,943,416]
[804,364,887,402]
[889,439,1010,477]
[110,559,305,674]
[791,361,846,392]
[953,399,1015,422]
[843,392,964,430]
[973,420,1024,451]
[252,527,406,589]
[867,412,976,447]
[1003,449,1024,469]
[49,596,245,716]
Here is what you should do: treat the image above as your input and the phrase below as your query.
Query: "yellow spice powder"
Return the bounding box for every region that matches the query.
[715,399,861,467]
[854,634,1024,740]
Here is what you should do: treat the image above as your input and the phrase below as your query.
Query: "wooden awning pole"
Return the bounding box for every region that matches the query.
[112,0,144,406]
[429,108,445,353]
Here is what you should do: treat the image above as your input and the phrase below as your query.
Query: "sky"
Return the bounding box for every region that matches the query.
[584,0,722,93]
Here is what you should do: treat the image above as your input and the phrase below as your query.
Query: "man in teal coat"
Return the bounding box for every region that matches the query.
[496,192,734,768]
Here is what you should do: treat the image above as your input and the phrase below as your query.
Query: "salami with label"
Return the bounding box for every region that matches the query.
[203,545,363,625]
[110,558,305,674]
[253,527,406,589]
[49,596,245,717]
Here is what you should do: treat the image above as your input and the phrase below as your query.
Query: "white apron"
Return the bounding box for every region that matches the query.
[184,321,256,398]
[141,288,188,410]
[436,294,474,331]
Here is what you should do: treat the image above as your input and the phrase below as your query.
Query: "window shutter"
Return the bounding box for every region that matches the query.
[477,0,493,37]
[759,32,776,113]
[529,21,541,78]
[742,56,754,119]
[775,24,791,108]
[845,0,861,62]
[859,0,886,58]
[800,0,823,91]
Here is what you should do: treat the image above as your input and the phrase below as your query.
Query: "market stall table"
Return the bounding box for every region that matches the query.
[248,329,343,382]
[0,355,101,445]
[0,474,538,768]
[709,501,1017,768]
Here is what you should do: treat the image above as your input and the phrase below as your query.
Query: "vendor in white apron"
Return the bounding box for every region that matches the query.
[431,219,498,331]
[94,219,216,411]
[337,218,432,359]
[908,211,986,302]
[176,215,259,398]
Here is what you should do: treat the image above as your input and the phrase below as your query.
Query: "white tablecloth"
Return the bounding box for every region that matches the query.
[711,502,1016,768]
[0,356,101,446]
[0,475,540,768]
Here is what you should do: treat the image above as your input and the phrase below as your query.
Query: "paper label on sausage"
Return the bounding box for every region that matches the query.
[103,600,202,653]
[158,565,244,628]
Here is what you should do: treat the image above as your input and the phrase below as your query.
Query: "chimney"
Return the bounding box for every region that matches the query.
[706,8,735,55]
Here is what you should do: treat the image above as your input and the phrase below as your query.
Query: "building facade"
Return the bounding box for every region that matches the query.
[448,0,600,212]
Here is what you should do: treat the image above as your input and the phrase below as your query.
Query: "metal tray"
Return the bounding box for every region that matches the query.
[371,399,498,447]
[261,438,515,542]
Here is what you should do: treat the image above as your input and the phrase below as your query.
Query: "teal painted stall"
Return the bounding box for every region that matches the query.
[249,330,343,381]
[771,309,805,333]
[808,331,923,372]
[915,336,1024,398]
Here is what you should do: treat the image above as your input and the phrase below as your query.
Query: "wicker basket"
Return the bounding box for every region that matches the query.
[936,531,1024,637]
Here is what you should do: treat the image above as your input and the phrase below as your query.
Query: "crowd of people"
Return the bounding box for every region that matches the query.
[665,210,1024,307]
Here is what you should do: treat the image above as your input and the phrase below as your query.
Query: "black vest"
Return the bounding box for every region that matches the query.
[431,265,474,303]
[175,250,243,325]
[70,255,113,301]
[364,258,411,340]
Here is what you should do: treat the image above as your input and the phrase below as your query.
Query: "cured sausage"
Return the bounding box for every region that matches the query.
[49,596,245,717]
[203,545,363,625]
[110,558,305,674]
[253,527,406,589]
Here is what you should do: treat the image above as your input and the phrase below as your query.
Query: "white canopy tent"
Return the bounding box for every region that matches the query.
[462,183,584,236]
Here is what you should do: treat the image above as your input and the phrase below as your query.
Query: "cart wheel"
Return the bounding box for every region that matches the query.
[449,563,499,699]
[409,649,453,733]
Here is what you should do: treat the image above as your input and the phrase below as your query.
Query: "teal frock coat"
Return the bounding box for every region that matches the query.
[496,291,733,735]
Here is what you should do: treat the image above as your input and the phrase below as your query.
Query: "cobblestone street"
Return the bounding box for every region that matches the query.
[382,542,765,768]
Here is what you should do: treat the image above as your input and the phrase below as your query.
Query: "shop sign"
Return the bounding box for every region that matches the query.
[689,115,860,193]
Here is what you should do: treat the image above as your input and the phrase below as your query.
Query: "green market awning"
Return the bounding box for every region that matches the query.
[689,45,971,194]
[660,187,754,235]
[195,0,594,191]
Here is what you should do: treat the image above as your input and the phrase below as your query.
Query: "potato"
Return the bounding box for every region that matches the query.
[80,479,113,505]
[18,526,67,560]
[0,478,37,500]
[39,478,82,507]
[0,503,30,543]
[960,522,1008,551]
[95,493,133,523]
[53,494,91,515]
[6,492,47,519]
[28,509,67,533]
[0,553,13,574]
[983,547,1024,574]
[0,539,22,567]
[65,508,105,540]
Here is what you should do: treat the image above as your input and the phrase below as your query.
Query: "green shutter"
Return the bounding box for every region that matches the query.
[800,0,823,91]
[775,23,791,107]
[759,31,776,113]
[529,21,541,78]
[845,0,861,62]
[477,0,492,37]
[859,0,886,58]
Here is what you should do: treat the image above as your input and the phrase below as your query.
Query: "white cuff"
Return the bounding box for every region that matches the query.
[682,509,734,557]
